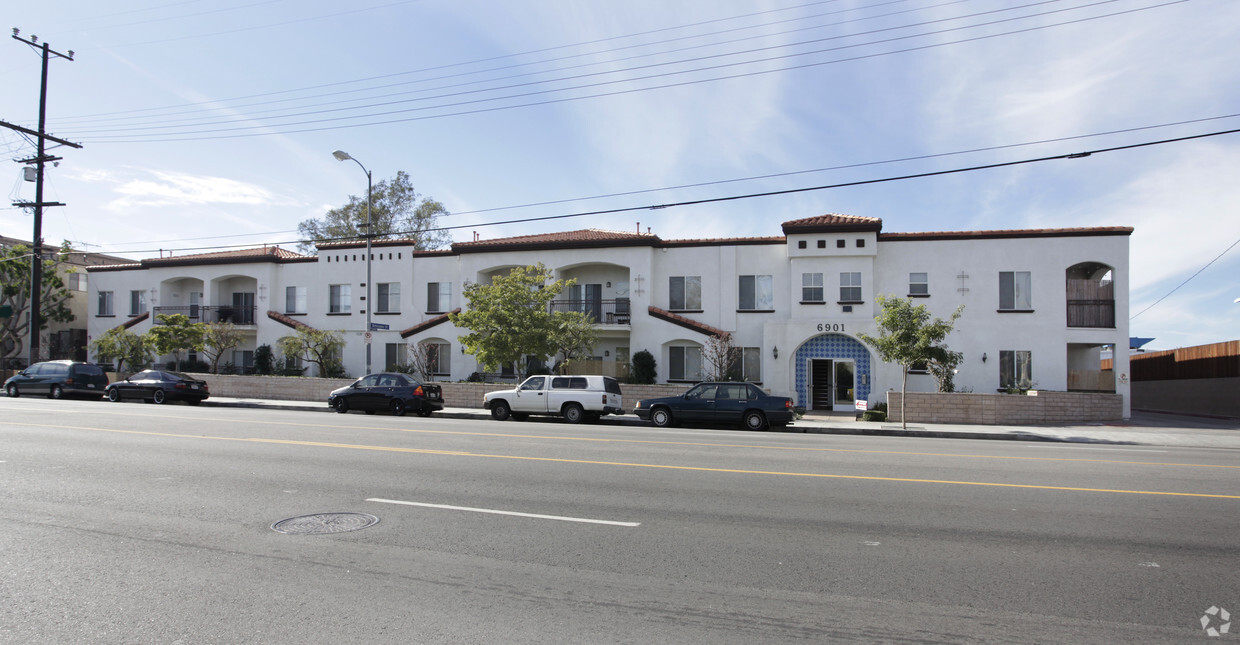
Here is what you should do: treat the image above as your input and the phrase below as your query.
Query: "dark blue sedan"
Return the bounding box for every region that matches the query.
[634,382,795,431]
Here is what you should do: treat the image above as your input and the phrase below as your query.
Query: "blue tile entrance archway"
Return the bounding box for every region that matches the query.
[793,334,872,409]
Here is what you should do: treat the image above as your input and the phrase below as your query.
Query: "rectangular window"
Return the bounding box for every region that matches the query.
[129,290,147,316]
[329,284,351,313]
[742,347,761,382]
[839,272,862,302]
[1000,350,1033,389]
[739,275,773,310]
[423,342,451,377]
[669,276,701,311]
[68,272,87,291]
[385,343,407,371]
[801,273,823,302]
[98,291,114,316]
[285,286,307,314]
[669,345,702,381]
[232,350,254,373]
[999,271,1032,310]
[377,282,400,314]
[427,282,451,313]
[909,272,929,296]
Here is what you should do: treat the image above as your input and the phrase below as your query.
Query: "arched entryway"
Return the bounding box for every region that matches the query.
[794,334,873,412]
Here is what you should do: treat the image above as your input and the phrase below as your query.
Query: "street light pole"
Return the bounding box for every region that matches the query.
[332,150,373,375]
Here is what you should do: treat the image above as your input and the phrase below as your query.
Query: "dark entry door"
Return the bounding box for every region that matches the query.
[811,360,833,411]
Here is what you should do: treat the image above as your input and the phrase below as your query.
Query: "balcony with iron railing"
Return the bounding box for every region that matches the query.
[153,305,257,326]
[548,298,631,325]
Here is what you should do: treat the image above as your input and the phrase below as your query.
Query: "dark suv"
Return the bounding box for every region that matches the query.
[4,360,110,399]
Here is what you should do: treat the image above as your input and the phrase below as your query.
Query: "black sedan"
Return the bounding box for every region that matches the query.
[106,370,210,405]
[634,382,795,431]
[328,373,444,417]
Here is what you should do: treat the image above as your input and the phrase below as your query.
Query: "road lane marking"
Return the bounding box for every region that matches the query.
[3,409,1235,470]
[367,498,640,526]
[7,422,1240,500]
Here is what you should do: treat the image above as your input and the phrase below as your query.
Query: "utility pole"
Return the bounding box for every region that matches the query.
[7,29,79,366]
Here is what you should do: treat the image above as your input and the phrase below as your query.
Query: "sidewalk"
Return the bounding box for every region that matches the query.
[201,397,1240,450]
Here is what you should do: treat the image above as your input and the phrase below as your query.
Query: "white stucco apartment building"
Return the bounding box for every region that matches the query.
[86,214,1133,417]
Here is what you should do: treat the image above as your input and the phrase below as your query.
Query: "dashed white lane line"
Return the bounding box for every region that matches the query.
[366,498,641,527]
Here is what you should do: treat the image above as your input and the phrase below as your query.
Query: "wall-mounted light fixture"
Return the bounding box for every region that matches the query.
[606,281,611,288]
[772,346,779,360]
[982,352,988,363]
[604,350,610,357]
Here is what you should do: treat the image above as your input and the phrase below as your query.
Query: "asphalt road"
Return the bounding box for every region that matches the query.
[2,397,1237,644]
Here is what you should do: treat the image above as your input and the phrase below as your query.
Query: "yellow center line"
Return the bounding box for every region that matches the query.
[23,406,1238,471]
[11,421,1240,500]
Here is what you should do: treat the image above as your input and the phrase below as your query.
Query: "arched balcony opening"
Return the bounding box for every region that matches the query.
[1066,262,1115,328]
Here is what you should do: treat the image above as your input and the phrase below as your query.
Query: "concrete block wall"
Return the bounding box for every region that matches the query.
[186,373,691,412]
[887,391,1123,424]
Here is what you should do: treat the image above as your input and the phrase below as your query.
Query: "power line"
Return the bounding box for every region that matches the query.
[90,125,1240,255]
[82,1,1186,142]
[1130,236,1240,320]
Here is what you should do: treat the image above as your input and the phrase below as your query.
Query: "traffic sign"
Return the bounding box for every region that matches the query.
[369,322,389,331]
[363,331,372,344]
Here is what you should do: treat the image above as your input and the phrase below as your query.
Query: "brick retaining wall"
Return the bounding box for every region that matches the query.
[887,391,1123,424]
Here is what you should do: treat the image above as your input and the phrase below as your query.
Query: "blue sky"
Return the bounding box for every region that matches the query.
[2,0,1238,351]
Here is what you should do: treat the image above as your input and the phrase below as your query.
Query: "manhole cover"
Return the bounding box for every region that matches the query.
[271,512,380,535]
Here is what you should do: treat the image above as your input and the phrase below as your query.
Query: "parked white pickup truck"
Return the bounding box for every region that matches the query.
[483,375,624,423]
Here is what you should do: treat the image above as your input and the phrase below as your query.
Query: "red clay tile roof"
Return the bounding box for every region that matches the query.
[454,229,660,253]
[267,310,316,331]
[89,245,314,271]
[647,306,727,338]
[658,236,785,248]
[400,308,461,338]
[315,237,435,251]
[878,226,1135,241]
[781,214,883,234]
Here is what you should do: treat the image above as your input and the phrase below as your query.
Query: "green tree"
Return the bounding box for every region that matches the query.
[550,311,599,374]
[144,314,205,371]
[298,170,451,254]
[90,327,152,373]
[449,264,578,378]
[253,344,275,375]
[277,327,346,378]
[856,296,964,429]
[1,241,75,365]
[199,322,244,374]
[927,345,965,393]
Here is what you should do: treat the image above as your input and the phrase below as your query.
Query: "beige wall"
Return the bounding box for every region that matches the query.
[887,391,1123,424]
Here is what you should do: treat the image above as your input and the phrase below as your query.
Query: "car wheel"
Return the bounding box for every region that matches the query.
[333,398,349,414]
[107,388,120,402]
[743,410,769,431]
[651,407,673,428]
[490,400,511,421]
[152,389,167,404]
[6,384,18,398]
[390,399,406,417]
[49,385,64,400]
[562,403,585,424]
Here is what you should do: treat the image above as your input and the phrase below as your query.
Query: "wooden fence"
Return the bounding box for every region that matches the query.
[1105,340,1240,381]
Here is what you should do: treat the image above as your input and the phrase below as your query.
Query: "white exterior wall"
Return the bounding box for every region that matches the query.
[86,226,1131,417]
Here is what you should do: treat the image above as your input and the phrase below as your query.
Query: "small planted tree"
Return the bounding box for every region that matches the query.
[199,322,244,374]
[145,314,204,371]
[702,332,740,382]
[449,263,577,379]
[857,296,963,429]
[550,311,598,375]
[90,327,152,374]
[278,327,346,378]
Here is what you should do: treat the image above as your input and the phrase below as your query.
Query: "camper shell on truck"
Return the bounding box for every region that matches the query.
[483,375,623,423]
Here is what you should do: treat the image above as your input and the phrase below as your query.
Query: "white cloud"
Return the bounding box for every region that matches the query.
[105,170,290,211]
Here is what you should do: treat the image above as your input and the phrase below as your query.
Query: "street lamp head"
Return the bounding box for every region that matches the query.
[332,150,352,162]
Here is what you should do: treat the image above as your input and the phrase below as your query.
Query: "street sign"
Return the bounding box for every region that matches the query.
[369,322,389,331]
[363,331,372,344]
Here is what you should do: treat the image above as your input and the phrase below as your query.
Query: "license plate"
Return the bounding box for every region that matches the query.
[87,384,96,388]
[191,384,199,390]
